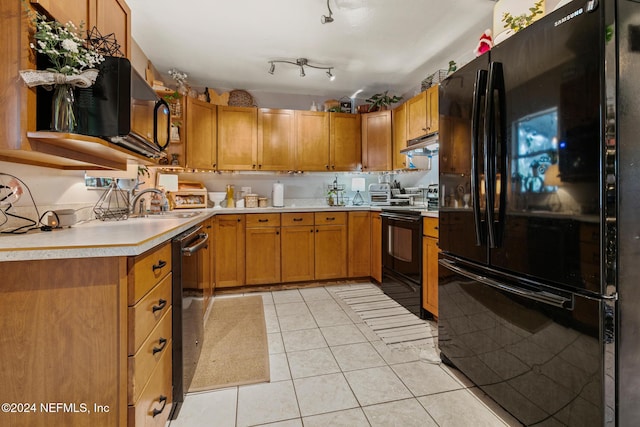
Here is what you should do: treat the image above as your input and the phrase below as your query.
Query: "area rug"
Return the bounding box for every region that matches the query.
[189,295,270,392]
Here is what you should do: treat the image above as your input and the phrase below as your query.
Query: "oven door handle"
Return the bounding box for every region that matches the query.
[379,212,422,222]
[182,232,209,256]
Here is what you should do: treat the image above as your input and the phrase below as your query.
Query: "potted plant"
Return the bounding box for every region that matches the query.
[364,91,403,112]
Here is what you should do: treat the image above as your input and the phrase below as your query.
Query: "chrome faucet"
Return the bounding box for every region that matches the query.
[130,188,167,216]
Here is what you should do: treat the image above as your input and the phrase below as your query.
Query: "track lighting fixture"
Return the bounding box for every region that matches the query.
[321,0,334,24]
[267,58,335,80]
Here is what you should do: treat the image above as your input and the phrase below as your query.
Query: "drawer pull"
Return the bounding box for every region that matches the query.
[326,217,335,221]
[293,218,303,222]
[434,226,439,230]
[258,219,269,223]
[152,395,168,417]
[152,299,167,313]
[152,337,168,355]
[152,260,167,272]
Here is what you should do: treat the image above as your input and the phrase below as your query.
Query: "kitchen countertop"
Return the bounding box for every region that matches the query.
[0,205,438,262]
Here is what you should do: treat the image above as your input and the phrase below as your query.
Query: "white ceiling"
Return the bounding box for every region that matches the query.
[126,0,497,100]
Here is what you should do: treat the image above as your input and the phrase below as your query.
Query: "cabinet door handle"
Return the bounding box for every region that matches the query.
[310,229,314,233]
[326,217,336,221]
[152,395,168,417]
[152,299,167,313]
[422,127,428,131]
[258,219,269,223]
[276,231,279,235]
[252,164,256,169]
[293,218,303,222]
[152,337,168,355]
[237,219,241,222]
[434,226,439,230]
[152,260,167,272]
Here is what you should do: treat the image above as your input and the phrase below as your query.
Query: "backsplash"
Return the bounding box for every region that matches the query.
[0,159,439,231]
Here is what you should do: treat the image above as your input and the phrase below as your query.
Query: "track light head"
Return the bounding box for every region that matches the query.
[321,0,334,24]
[267,58,333,79]
[268,62,275,74]
[321,15,334,24]
[327,69,335,81]
[300,67,306,77]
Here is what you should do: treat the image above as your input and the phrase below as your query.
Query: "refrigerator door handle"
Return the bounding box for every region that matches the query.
[439,259,573,309]
[484,61,506,248]
[483,62,497,248]
[471,69,488,246]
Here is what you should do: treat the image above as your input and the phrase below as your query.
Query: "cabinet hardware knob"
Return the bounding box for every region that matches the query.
[152,299,167,313]
[213,163,217,167]
[252,164,256,169]
[316,229,319,233]
[152,260,167,272]
[326,217,335,221]
[422,127,428,131]
[152,395,168,417]
[434,226,439,230]
[332,165,335,169]
[310,229,314,233]
[237,219,241,222]
[276,231,279,235]
[152,337,168,355]
[293,218,303,222]
[325,165,330,169]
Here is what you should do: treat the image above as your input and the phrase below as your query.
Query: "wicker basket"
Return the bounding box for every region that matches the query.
[245,194,259,208]
[228,89,255,107]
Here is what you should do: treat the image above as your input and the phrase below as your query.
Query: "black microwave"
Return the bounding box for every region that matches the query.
[75,57,170,158]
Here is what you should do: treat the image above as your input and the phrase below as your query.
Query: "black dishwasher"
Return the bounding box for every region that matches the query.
[170,225,208,419]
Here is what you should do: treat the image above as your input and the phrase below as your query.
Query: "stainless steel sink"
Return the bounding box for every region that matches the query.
[133,211,202,219]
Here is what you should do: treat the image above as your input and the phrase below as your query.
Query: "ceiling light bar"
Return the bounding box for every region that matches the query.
[268,58,335,80]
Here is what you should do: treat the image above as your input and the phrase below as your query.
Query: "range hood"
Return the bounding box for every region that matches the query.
[400,132,439,156]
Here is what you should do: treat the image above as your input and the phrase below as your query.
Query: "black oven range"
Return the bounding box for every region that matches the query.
[379,207,425,319]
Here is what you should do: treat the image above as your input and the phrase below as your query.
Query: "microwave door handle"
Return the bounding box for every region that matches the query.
[154,98,170,151]
[484,61,498,248]
[471,69,487,246]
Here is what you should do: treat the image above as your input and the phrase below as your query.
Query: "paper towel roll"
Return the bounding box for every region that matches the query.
[272,182,284,207]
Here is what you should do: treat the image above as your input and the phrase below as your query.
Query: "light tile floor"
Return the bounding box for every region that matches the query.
[169,283,523,427]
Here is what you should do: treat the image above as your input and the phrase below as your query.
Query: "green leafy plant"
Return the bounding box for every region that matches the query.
[501,0,544,33]
[162,91,181,102]
[365,91,403,112]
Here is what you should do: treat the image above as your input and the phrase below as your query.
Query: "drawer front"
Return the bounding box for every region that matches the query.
[128,273,172,355]
[281,212,314,227]
[128,341,173,427]
[129,243,172,305]
[128,308,172,405]
[423,217,439,238]
[246,213,281,227]
[314,211,347,226]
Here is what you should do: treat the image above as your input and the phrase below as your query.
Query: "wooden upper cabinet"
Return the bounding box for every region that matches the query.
[258,108,295,171]
[30,0,93,33]
[217,106,258,170]
[392,103,407,170]
[185,97,216,170]
[330,112,361,171]
[406,91,428,141]
[94,0,131,58]
[406,86,439,141]
[295,111,330,171]
[426,85,439,134]
[361,110,392,171]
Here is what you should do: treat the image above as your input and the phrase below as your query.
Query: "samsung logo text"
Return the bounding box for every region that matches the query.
[555,8,584,26]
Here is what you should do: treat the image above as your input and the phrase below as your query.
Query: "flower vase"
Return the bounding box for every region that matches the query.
[51,84,76,132]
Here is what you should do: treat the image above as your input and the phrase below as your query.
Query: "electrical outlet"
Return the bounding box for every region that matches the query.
[241,186,252,194]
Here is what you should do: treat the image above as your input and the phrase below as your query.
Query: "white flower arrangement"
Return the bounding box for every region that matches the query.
[29,10,104,75]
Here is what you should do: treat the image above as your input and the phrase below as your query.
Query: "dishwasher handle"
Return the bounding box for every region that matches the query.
[182,232,209,256]
[439,258,572,309]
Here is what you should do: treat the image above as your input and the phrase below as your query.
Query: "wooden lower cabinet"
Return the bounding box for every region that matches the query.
[215,215,246,287]
[371,212,382,282]
[0,240,175,427]
[348,211,371,277]
[314,212,348,280]
[281,213,315,283]
[245,214,281,285]
[422,217,439,317]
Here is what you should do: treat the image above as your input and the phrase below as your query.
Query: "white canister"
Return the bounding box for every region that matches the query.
[272,182,284,207]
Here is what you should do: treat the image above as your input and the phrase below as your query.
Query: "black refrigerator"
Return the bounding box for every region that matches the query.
[438,0,640,425]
